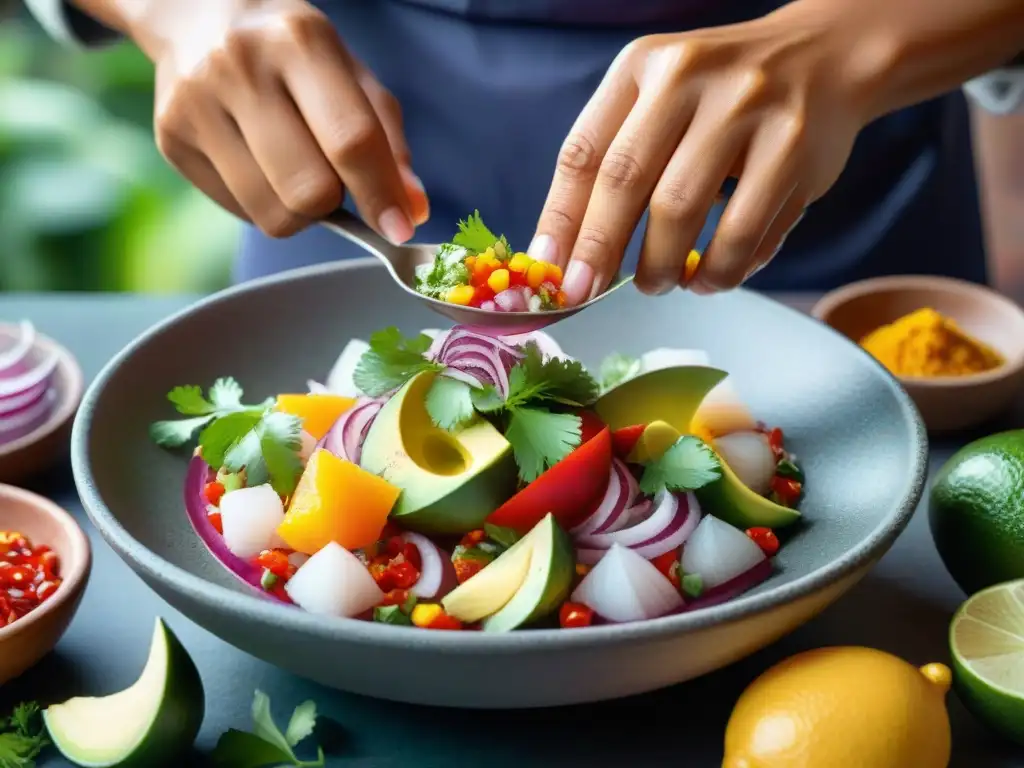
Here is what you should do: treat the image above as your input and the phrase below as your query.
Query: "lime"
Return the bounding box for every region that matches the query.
[950,580,1024,745]
[929,430,1024,595]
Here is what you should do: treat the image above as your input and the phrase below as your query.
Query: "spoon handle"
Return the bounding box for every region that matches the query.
[321,209,401,266]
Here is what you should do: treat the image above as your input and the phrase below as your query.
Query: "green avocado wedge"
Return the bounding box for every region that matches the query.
[360,370,518,534]
[43,618,204,768]
[594,366,727,433]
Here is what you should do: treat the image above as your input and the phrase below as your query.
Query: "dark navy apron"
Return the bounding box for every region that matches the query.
[235,0,987,291]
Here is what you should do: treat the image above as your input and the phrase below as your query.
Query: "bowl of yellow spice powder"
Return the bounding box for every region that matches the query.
[812,275,1024,432]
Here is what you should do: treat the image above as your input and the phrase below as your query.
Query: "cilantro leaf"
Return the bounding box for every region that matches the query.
[212,691,325,768]
[469,384,506,414]
[451,210,499,253]
[151,379,271,451]
[505,345,598,409]
[353,327,442,397]
[209,377,244,410]
[224,413,304,496]
[149,415,216,448]
[198,411,265,469]
[639,435,721,495]
[598,352,641,393]
[0,701,48,768]
[373,604,413,626]
[426,376,475,431]
[505,408,581,483]
[167,385,216,416]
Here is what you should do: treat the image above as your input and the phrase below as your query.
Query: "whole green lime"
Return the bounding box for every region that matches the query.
[930,431,1024,596]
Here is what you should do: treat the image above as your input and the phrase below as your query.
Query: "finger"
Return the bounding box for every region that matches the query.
[637,114,750,295]
[232,83,344,221]
[529,55,638,269]
[284,33,415,244]
[696,120,802,291]
[158,132,251,222]
[746,193,807,279]
[560,86,696,305]
[193,106,306,237]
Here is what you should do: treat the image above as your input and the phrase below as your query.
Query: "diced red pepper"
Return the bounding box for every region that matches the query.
[559,602,595,629]
[388,560,420,590]
[208,511,223,535]
[427,612,463,631]
[379,588,412,607]
[0,530,63,629]
[650,550,682,589]
[453,556,485,584]
[203,481,226,506]
[460,530,487,549]
[770,476,802,507]
[255,549,295,579]
[768,427,785,459]
[746,526,781,557]
[611,424,646,458]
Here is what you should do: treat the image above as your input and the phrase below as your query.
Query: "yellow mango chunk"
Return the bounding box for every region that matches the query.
[277,449,400,554]
[276,394,356,440]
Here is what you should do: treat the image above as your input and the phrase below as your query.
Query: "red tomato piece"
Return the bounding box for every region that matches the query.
[203,481,226,506]
[486,413,612,534]
[611,424,646,458]
[745,527,781,557]
[770,476,802,507]
[559,602,595,628]
[427,612,463,631]
[650,549,682,589]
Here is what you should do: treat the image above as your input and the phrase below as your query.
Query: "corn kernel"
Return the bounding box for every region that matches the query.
[446,284,475,306]
[526,261,548,290]
[508,252,532,273]
[411,603,443,628]
[683,250,701,285]
[493,240,507,260]
[545,263,563,284]
[480,247,496,263]
[555,290,567,307]
[487,268,510,293]
[464,255,477,270]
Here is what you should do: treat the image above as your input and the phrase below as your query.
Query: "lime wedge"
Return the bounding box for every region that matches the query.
[950,580,1024,745]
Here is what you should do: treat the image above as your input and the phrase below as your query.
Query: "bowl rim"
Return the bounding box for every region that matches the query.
[811,274,1024,388]
[72,259,928,651]
[0,483,92,641]
[0,322,85,458]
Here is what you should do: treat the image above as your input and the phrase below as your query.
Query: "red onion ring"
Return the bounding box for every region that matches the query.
[0,320,35,375]
[400,532,457,599]
[0,352,57,399]
[0,378,50,416]
[319,397,384,465]
[682,558,773,612]
[575,491,701,565]
[431,327,524,396]
[570,458,636,536]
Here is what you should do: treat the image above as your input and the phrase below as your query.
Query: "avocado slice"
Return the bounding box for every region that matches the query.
[360,371,517,534]
[638,420,801,530]
[595,366,727,433]
[44,618,204,768]
[443,513,575,631]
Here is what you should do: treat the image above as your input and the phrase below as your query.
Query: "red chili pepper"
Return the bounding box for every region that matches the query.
[453,557,484,584]
[460,530,486,549]
[388,560,420,590]
[255,549,293,579]
[0,530,63,629]
[745,527,780,557]
[768,427,785,459]
[403,542,422,570]
[379,589,412,607]
[203,481,226,506]
[427,612,463,631]
[559,602,595,629]
[770,476,802,507]
[650,550,682,589]
[207,511,223,535]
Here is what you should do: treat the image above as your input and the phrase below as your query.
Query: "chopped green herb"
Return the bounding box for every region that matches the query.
[775,458,804,483]
[260,569,279,591]
[211,691,324,768]
[682,572,704,598]
[353,327,442,397]
[149,377,271,449]
[639,435,721,495]
[373,605,413,626]
[223,412,305,496]
[451,210,505,255]
[484,523,521,550]
[426,375,476,432]
[597,352,641,393]
[505,408,582,484]
[414,245,471,300]
[401,591,418,615]
[0,701,49,768]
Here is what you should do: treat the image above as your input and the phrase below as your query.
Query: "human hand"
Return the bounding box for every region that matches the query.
[133,0,428,240]
[531,3,877,303]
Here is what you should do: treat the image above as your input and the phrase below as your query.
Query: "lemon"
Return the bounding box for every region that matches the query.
[723,647,951,768]
[950,580,1024,745]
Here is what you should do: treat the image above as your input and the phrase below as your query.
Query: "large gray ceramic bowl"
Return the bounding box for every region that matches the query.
[72,259,927,709]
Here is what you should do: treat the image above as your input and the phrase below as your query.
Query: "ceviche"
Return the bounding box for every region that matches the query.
[151,328,805,632]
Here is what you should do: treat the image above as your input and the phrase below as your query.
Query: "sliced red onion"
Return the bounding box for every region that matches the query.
[431,327,524,396]
[480,300,497,312]
[605,497,653,534]
[575,491,701,565]
[319,396,384,465]
[494,287,528,312]
[183,457,291,604]
[683,558,773,612]
[0,351,57,399]
[571,544,684,623]
[0,320,35,375]
[570,458,636,536]
[679,514,766,589]
[0,389,57,444]
[400,531,457,599]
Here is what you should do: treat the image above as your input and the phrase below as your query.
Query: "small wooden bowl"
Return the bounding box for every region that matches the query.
[812,275,1024,433]
[0,484,91,684]
[0,323,84,483]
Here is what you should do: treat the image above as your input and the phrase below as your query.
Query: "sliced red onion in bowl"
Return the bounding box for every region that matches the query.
[571,543,684,623]
[319,396,384,465]
[183,457,292,604]
[0,320,35,375]
[679,514,766,590]
[0,322,59,446]
[400,532,457,599]
[494,287,529,312]
[0,351,57,399]
[574,490,701,565]
[0,389,58,443]
[432,326,524,396]
[569,458,637,536]
[682,558,773,612]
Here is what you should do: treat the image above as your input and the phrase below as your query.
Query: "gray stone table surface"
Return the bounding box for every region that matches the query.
[2,292,1024,767]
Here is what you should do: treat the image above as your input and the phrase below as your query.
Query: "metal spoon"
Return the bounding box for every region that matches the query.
[321,209,632,335]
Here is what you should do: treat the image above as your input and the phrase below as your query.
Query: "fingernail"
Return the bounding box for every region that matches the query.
[378,206,414,244]
[528,234,558,264]
[399,168,430,226]
[562,260,595,306]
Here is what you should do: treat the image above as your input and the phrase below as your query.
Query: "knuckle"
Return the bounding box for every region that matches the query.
[722,66,769,120]
[574,224,614,257]
[556,133,602,181]
[325,119,381,166]
[714,216,763,259]
[598,149,645,192]
[276,8,332,45]
[776,110,808,151]
[280,173,342,217]
[650,184,701,225]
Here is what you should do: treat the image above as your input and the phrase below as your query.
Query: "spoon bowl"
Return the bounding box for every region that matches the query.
[321,209,631,334]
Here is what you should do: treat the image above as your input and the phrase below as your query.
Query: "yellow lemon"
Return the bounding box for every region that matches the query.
[723,647,952,768]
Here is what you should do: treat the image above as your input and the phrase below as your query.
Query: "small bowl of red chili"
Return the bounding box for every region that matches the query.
[0,483,91,685]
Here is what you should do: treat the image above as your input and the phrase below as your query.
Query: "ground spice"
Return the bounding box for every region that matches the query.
[860,308,1004,377]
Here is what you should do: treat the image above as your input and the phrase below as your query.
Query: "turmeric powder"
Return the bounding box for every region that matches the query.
[860,308,1003,377]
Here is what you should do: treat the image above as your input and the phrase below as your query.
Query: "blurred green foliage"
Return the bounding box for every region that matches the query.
[0,17,239,293]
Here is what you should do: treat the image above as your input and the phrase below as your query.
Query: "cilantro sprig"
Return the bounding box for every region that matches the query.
[0,702,49,768]
[211,691,324,768]
[352,327,442,397]
[597,352,641,394]
[639,435,722,495]
[150,378,305,496]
